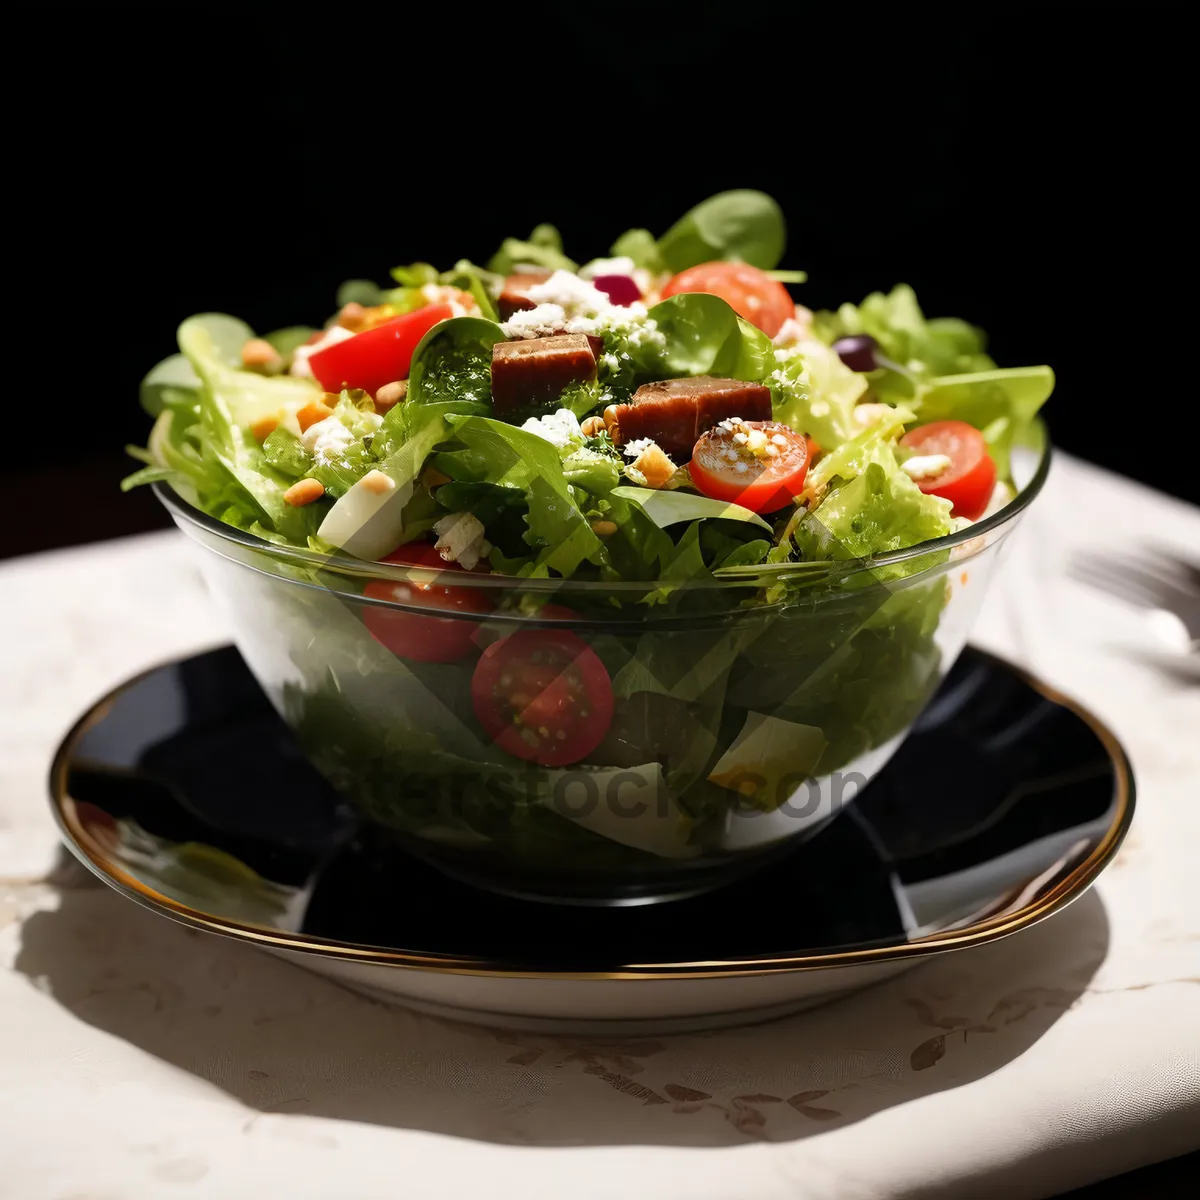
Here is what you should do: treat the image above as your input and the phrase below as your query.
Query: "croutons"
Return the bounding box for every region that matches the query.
[580,415,607,437]
[632,442,677,490]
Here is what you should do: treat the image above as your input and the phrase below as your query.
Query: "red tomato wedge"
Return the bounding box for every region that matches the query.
[309,302,453,395]
[471,629,613,767]
[362,542,492,663]
[660,261,794,337]
[899,420,997,519]
[689,420,810,514]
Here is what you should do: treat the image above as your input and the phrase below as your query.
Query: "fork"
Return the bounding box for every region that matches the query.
[1071,547,1200,646]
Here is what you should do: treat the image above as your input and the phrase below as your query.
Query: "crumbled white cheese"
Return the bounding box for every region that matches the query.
[579,256,636,280]
[600,352,621,373]
[500,271,666,355]
[853,403,896,429]
[500,303,568,339]
[289,325,354,378]
[526,270,612,313]
[901,453,953,481]
[623,437,655,459]
[433,511,490,572]
[570,305,665,354]
[772,313,812,348]
[300,417,355,463]
[520,407,583,449]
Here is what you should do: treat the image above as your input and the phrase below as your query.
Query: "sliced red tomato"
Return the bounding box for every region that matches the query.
[899,420,997,519]
[362,542,492,663]
[689,419,810,514]
[660,261,794,337]
[309,302,453,395]
[471,629,613,766]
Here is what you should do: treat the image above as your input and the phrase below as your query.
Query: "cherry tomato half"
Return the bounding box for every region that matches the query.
[899,420,997,520]
[660,262,794,337]
[471,629,614,767]
[362,542,493,663]
[309,302,454,395]
[689,419,810,514]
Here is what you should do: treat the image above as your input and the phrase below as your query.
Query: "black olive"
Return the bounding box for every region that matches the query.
[832,334,879,372]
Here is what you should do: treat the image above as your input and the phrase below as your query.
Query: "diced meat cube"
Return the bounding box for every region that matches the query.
[491,334,597,413]
[497,270,552,321]
[609,376,771,461]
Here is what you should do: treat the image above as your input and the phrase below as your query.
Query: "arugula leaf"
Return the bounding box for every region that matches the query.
[641,293,773,380]
[656,190,787,272]
[487,223,577,276]
[611,485,772,532]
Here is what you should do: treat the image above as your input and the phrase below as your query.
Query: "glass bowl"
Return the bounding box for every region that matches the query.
[154,423,1049,905]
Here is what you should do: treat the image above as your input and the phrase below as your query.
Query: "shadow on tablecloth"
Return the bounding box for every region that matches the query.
[13,871,1109,1147]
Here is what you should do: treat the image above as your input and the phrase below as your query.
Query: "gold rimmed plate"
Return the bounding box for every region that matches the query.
[49,645,1133,1033]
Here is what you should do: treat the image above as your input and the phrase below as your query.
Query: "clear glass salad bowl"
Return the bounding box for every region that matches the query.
[154,425,1048,905]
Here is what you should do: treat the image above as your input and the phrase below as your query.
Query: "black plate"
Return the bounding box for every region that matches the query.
[51,645,1133,974]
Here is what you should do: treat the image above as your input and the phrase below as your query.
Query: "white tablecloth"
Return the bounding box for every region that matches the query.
[2,454,1198,1200]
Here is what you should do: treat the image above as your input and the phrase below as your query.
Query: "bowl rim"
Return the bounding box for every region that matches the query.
[150,421,1051,596]
[48,644,1132,980]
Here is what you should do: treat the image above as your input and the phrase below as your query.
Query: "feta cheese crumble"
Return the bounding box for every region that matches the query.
[500,303,568,339]
[290,325,354,378]
[901,453,953,481]
[520,407,583,448]
[578,256,635,280]
[300,417,354,464]
[433,511,490,571]
[622,437,655,459]
[526,270,612,313]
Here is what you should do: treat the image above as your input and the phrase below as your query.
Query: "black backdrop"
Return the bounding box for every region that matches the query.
[10,4,1196,557]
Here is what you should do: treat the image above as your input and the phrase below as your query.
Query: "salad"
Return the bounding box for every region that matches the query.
[130,191,1053,888]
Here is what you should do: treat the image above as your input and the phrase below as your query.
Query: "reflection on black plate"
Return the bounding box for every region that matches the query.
[52,645,1132,974]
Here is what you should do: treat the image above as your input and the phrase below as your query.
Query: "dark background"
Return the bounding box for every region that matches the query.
[9,4,1196,559]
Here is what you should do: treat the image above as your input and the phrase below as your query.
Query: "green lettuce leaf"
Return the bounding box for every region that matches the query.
[611,485,772,532]
[911,366,1056,479]
[444,414,608,577]
[813,284,994,377]
[487,223,577,276]
[794,461,953,562]
[770,338,869,451]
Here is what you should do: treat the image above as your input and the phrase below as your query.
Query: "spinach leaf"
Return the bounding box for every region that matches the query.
[657,190,786,272]
[609,227,666,273]
[406,316,505,408]
[640,293,773,380]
